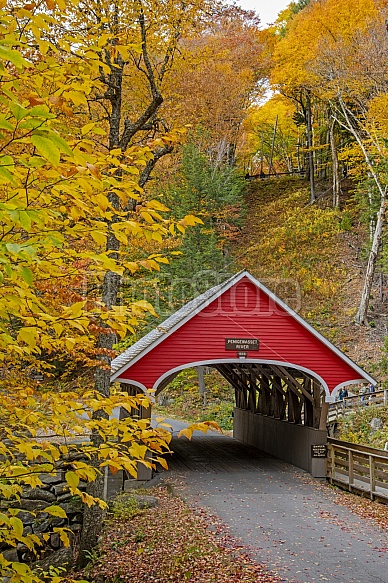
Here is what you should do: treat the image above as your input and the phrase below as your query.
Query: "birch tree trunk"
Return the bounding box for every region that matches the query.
[332,97,387,325]
[355,188,386,324]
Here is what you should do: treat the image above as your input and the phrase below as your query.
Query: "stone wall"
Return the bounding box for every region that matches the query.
[1,469,85,570]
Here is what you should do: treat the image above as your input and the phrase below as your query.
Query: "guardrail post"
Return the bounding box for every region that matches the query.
[329,444,335,483]
[348,450,354,491]
[369,455,375,500]
[384,390,388,406]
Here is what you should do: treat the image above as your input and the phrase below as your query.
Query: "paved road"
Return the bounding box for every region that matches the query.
[161,419,388,583]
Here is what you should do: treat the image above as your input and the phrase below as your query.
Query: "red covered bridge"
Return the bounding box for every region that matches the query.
[111,271,375,477]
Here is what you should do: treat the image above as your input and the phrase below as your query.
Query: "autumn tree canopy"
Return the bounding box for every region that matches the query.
[165,4,270,165]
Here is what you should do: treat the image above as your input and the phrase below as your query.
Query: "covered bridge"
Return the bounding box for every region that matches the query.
[111,271,375,477]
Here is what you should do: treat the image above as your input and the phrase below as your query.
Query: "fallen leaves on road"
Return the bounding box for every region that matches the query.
[296,467,388,531]
[83,485,282,583]
[334,489,388,531]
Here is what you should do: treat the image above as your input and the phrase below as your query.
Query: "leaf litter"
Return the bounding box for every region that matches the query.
[80,483,282,583]
[295,467,388,532]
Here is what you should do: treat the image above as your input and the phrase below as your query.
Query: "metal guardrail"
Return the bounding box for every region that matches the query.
[328,389,388,424]
[327,438,388,502]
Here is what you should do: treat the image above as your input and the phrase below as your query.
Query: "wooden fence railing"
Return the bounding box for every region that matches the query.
[328,389,388,424]
[327,438,388,502]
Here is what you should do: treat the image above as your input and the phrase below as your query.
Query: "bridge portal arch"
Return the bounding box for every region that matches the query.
[152,358,331,399]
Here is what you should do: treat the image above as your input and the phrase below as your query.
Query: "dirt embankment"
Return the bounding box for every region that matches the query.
[231,176,387,380]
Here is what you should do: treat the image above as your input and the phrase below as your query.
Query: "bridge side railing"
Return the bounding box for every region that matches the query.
[328,389,388,423]
[327,438,388,502]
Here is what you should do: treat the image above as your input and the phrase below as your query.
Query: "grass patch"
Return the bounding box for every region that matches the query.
[110,494,143,522]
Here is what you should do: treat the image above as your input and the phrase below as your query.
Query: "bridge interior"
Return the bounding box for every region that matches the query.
[156,362,328,429]
[122,360,329,479]
[165,424,274,473]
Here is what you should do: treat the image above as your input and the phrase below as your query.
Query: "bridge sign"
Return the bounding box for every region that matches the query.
[311,444,327,458]
[225,338,259,351]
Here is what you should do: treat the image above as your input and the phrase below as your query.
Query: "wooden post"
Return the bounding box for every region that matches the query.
[294,393,303,424]
[348,450,354,491]
[369,455,375,500]
[268,376,275,417]
[272,375,285,419]
[319,401,329,431]
[288,386,302,424]
[287,384,295,422]
[273,377,280,419]
[268,377,274,417]
[304,378,314,427]
[330,445,336,484]
[248,373,257,413]
[259,375,271,416]
[197,366,206,406]
[312,380,322,429]
[255,377,263,414]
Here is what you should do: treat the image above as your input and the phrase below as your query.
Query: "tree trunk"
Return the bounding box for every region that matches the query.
[197,366,206,406]
[306,92,315,203]
[330,119,340,208]
[268,115,278,175]
[333,98,387,324]
[76,1,182,565]
[355,187,386,324]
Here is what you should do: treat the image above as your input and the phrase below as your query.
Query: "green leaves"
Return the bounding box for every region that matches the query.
[0,155,15,182]
[20,266,33,285]
[31,134,60,166]
[0,116,14,130]
[0,44,31,69]
[9,102,29,122]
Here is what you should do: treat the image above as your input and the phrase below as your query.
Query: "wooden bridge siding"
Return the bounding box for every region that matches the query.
[118,278,364,393]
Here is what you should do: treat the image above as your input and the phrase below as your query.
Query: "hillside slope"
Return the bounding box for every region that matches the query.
[232,177,386,378]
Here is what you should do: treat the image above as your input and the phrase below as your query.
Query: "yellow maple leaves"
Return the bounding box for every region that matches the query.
[0,1,215,580]
[271,0,379,92]
[0,0,199,366]
[0,387,174,580]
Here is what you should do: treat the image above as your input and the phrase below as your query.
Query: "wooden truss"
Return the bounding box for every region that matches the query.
[213,362,327,429]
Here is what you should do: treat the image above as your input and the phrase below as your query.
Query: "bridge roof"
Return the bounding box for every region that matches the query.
[111,270,375,397]
[111,271,242,375]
